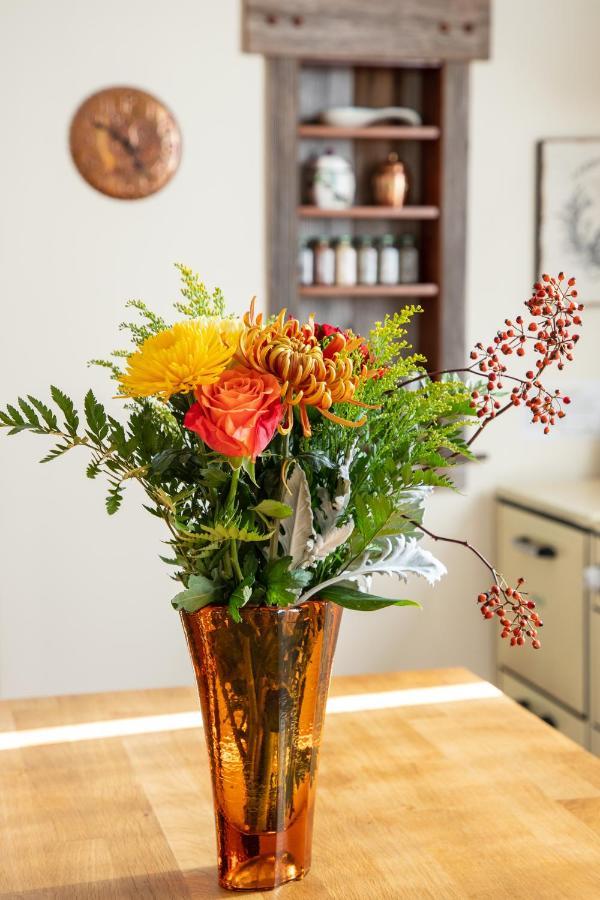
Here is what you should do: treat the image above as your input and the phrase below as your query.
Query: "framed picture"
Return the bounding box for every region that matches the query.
[537,138,600,303]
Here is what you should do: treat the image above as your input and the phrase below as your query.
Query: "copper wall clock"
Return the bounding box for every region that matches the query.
[69,87,182,200]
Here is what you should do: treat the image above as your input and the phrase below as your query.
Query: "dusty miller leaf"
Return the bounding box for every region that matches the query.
[280,465,315,567]
[301,535,446,602]
[306,519,355,565]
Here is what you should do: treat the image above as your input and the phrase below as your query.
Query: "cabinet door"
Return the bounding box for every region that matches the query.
[500,672,588,748]
[497,503,587,714]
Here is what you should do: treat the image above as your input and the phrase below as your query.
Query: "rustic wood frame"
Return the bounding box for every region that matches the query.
[253,0,488,370]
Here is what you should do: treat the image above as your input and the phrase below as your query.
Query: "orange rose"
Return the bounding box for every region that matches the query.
[184,366,283,459]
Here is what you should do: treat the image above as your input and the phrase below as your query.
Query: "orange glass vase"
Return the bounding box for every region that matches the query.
[181,601,342,892]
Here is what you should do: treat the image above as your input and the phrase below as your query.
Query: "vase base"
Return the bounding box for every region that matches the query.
[217,811,311,891]
[219,852,307,891]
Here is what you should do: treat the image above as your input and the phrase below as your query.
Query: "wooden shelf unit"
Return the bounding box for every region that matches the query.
[245,0,491,367]
[249,0,493,373]
[266,60,470,369]
[299,284,439,298]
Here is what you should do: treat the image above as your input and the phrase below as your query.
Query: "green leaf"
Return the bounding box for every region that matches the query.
[241,456,257,485]
[5,404,25,426]
[17,398,41,428]
[171,574,220,613]
[39,442,75,463]
[262,556,311,608]
[150,448,180,475]
[253,500,293,519]
[297,450,335,471]
[86,460,101,479]
[266,585,296,607]
[200,523,272,543]
[105,483,124,515]
[27,395,58,430]
[84,389,108,440]
[317,584,421,612]
[228,576,254,623]
[50,386,79,435]
[7,424,35,435]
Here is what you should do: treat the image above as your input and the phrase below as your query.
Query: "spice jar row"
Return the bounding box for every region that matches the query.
[299,234,419,287]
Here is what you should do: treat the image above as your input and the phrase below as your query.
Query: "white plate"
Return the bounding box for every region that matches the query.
[320,106,422,128]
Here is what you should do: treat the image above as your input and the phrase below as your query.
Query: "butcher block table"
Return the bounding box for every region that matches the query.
[2,668,600,899]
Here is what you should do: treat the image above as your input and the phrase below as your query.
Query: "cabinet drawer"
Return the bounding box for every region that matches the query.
[500,671,588,748]
[497,503,587,714]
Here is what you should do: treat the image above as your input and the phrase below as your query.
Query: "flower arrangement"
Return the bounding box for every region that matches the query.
[0,267,582,645]
[0,265,584,891]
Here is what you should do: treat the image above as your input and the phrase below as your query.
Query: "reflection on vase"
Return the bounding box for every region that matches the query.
[181,600,342,891]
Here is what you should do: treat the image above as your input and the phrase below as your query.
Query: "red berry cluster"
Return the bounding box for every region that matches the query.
[477,578,542,649]
[468,274,583,435]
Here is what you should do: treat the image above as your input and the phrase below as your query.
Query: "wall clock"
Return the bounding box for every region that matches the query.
[69,87,182,200]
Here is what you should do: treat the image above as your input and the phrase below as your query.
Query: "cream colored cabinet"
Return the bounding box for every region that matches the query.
[496,480,600,755]
[497,504,587,715]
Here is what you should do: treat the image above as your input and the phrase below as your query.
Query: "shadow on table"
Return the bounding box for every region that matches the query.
[0,866,230,899]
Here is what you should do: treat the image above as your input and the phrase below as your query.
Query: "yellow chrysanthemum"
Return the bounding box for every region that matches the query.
[118,318,243,401]
[237,301,375,436]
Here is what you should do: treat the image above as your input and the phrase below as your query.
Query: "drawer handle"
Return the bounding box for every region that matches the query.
[516,700,557,728]
[512,536,557,559]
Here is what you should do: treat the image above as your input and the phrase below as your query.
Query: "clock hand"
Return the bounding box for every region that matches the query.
[93,121,146,173]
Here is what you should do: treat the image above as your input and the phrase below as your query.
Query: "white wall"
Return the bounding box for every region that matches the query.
[0,0,264,697]
[1,0,598,698]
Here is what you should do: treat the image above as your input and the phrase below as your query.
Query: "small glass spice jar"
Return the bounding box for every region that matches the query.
[298,239,314,286]
[335,235,357,286]
[398,234,419,284]
[357,236,378,286]
[314,237,335,286]
[378,234,399,285]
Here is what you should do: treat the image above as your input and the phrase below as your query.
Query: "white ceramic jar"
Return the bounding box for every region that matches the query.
[309,150,356,210]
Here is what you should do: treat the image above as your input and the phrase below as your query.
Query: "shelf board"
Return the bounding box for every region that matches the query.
[299,284,439,298]
[298,124,440,140]
[298,205,439,220]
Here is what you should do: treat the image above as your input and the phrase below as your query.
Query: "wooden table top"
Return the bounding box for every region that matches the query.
[1,667,600,899]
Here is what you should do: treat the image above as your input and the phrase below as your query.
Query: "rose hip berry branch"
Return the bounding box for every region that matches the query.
[400,273,583,649]
[403,516,543,649]
[399,273,581,439]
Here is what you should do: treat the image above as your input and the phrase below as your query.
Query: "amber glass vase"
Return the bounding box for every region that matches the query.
[181,601,342,892]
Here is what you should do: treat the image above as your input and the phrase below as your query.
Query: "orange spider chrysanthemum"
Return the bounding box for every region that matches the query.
[237,300,377,436]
